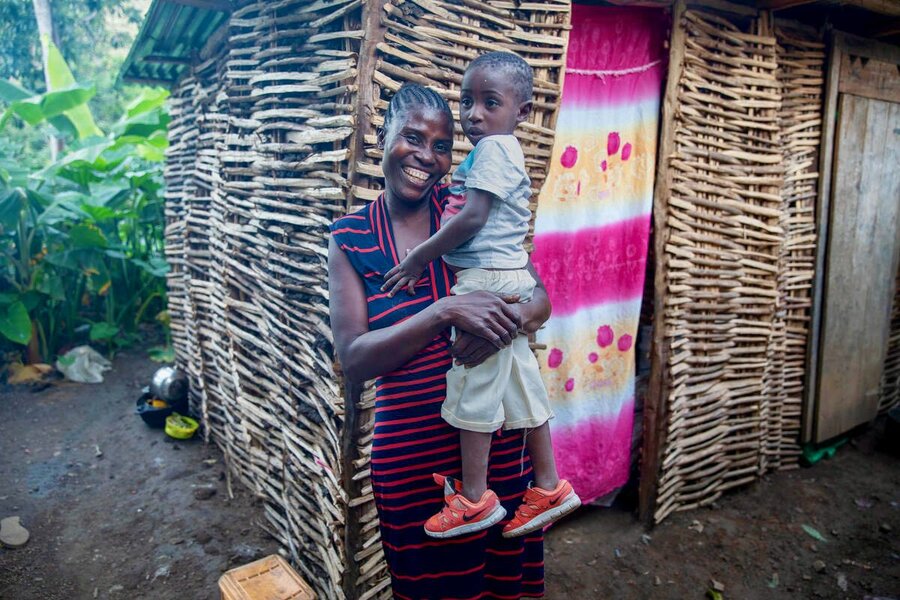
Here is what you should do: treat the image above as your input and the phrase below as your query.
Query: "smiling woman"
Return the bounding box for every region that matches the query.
[379,85,454,203]
[328,84,552,599]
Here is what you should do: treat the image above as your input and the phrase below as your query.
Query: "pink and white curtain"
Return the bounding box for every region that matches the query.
[532,5,668,503]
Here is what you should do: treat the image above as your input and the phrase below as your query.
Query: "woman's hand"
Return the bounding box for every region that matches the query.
[450,292,525,367]
[439,291,522,349]
[451,331,500,368]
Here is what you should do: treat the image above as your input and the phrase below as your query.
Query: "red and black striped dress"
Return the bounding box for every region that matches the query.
[330,186,544,599]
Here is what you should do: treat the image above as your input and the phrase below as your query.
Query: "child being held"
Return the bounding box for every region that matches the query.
[382,51,581,539]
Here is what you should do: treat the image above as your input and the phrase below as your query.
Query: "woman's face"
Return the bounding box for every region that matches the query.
[381,106,453,206]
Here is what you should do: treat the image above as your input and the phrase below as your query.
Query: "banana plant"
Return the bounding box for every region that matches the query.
[0,45,170,362]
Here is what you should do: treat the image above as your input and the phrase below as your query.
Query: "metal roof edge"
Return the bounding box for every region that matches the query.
[118,0,232,87]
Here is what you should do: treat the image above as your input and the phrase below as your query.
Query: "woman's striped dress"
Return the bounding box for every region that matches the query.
[330,187,544,599]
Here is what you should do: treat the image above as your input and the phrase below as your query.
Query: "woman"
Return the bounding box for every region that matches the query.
[329,84,550,599]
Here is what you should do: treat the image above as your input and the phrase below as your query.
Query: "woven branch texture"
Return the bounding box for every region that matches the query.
[652,9,825,523]
[879,268,900,414]
[164,1,569,598]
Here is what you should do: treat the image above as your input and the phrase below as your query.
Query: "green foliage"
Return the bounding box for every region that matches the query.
[148,344,174,363]
[0,1,151,162]
[0,296,31,345]
[0,0,45,94]
[0,62,170,361]
[42,36,103,139]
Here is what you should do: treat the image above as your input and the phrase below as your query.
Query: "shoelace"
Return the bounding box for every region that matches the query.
[514,492,543,520]
[438,499,465,527]
[519,427,531,475]
[515,504,540,520]
[439,510,459,527]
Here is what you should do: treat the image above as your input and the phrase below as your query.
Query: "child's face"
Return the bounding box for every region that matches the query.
[459,66,530,145]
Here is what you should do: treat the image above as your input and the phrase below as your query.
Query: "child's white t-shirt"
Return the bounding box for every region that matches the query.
[442,134,532,270]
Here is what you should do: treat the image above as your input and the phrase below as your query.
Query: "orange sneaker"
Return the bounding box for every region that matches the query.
[424,474,507,539]
[502,479,581,538]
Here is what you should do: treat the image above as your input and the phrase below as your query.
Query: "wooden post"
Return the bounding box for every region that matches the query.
[341,5,388,598]
[346,0,388,212]
[340,374,363,600]
[639,0,687,525]
[803,30,841,443]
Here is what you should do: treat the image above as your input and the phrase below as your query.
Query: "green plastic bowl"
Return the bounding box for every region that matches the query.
[165,413,199,440]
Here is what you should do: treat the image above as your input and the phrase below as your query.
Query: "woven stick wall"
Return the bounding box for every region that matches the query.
[650,5,824,523]
[769,23,825,468]
[162,1,570,598]
[162,2,363,597]
[878,268,900,414]
[163,77,197,373]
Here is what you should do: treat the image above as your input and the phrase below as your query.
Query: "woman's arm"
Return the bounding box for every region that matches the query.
[518,258,552,334]
[329,237,522,383]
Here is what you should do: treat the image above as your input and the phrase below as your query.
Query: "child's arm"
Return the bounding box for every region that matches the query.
[382,189,494,297]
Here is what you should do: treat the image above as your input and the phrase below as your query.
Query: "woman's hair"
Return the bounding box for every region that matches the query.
[383,83,453,134]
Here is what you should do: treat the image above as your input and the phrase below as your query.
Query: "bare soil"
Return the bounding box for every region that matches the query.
[546,424,900,599]
[1,350,898,599]
[0,350,279,600]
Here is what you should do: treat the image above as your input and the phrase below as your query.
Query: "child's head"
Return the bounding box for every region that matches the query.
[460,51,533,145]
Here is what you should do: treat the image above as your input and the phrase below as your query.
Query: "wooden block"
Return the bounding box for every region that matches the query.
[219,555,316,600]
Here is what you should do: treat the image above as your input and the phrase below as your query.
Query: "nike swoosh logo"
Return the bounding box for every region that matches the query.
[463,506,490,522]
[549,496,562,506]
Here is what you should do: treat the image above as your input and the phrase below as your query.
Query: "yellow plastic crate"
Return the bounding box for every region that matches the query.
[219,555,316,600]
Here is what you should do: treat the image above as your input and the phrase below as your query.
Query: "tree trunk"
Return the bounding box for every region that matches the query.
[26,321,42,365]
[31,0,63,160]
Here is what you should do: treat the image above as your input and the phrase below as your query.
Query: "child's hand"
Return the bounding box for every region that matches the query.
[382,250,426,298]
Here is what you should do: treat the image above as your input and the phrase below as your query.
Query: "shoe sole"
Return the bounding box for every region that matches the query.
[424,504,508,539]
[502,492,582,538]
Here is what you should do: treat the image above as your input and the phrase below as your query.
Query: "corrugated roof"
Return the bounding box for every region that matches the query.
[119,0,231,86]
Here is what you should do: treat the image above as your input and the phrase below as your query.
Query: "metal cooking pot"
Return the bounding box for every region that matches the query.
[150,366,188,405]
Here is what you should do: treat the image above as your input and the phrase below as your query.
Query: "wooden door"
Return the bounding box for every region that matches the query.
[807,33,900,443]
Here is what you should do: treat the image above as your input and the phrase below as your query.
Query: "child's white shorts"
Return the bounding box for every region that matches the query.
[442,268,554,433]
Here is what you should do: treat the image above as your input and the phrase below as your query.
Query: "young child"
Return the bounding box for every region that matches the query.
[381,51,581,539]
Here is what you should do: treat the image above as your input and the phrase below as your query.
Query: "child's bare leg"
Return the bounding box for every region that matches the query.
[460,429,493,502]
[525,422,559,491]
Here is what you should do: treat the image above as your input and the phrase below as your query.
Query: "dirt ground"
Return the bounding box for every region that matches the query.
[0,350,280,600]
[1,350,897,600]
[546,429,899,599]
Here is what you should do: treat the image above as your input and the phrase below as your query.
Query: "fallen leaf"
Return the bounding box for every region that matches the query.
[802,524,828,543]
[7,363,53,385]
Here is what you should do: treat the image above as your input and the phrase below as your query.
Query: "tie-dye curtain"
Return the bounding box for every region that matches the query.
[532,5,668,504]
